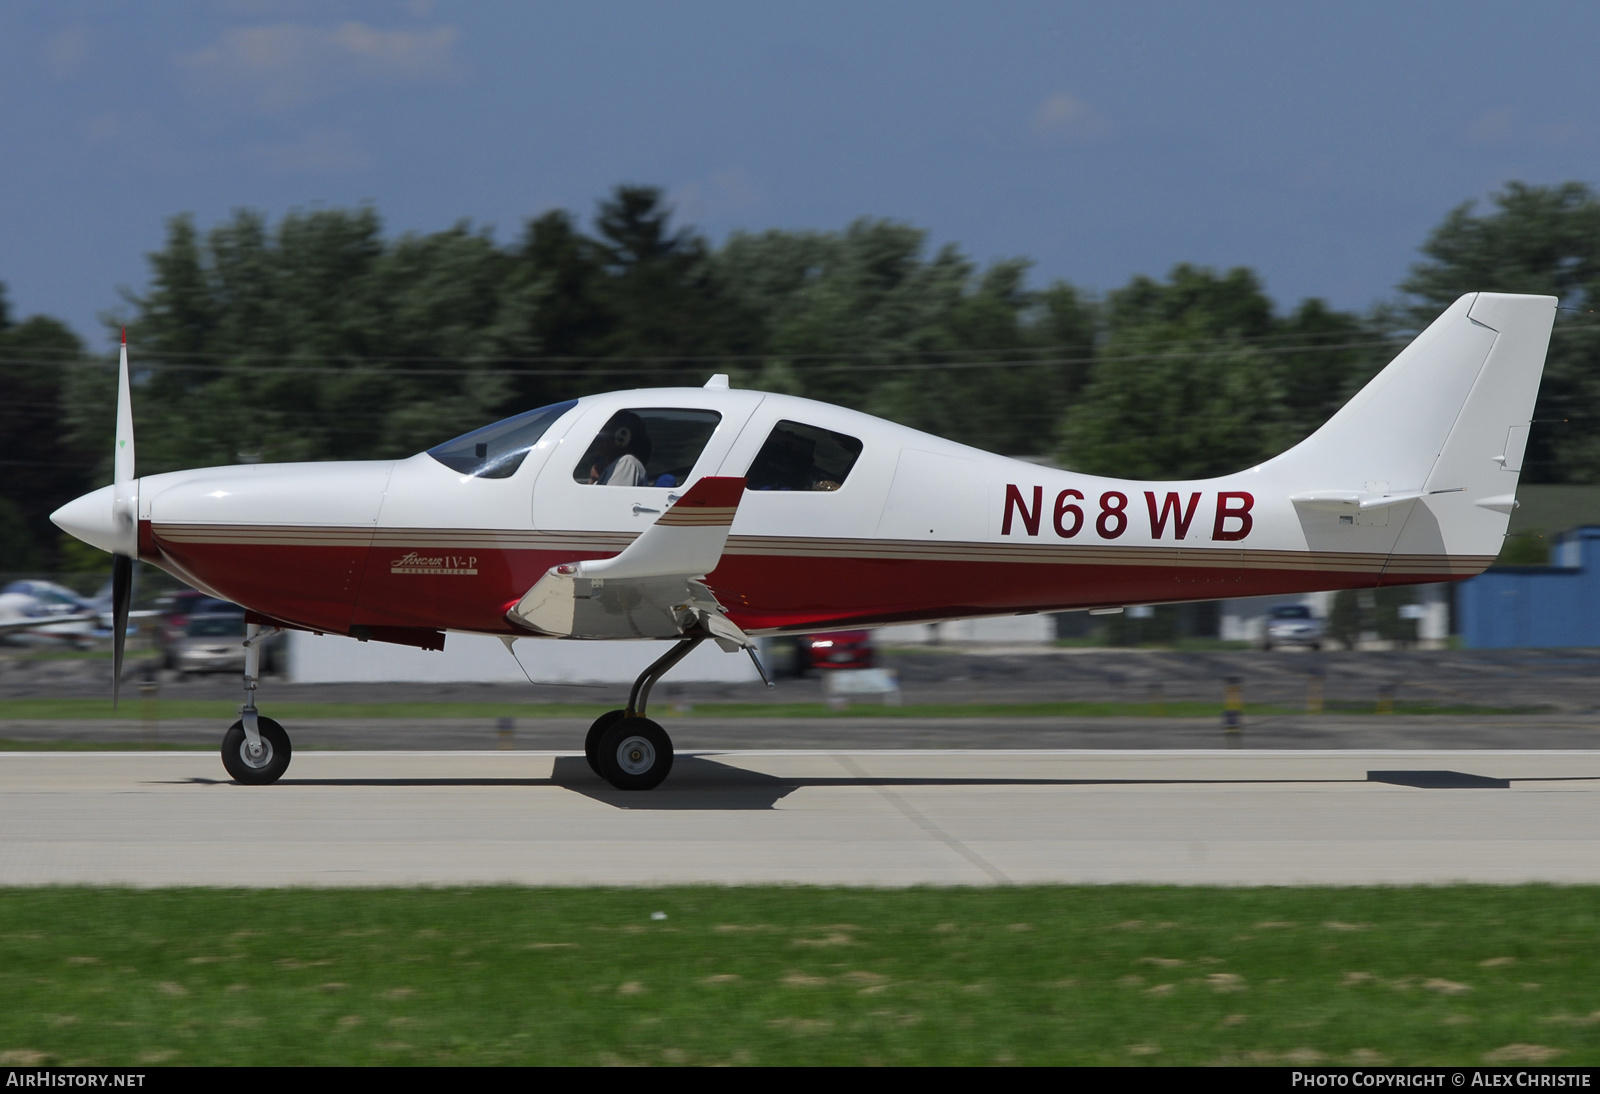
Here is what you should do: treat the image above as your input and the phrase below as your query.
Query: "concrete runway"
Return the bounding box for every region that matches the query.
[3,749,1598,887]
[6,713,1600,750]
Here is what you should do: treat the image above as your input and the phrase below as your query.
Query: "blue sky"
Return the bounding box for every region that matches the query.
[2,1,1598,346]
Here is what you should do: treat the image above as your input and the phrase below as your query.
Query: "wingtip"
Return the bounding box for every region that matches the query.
[675,476,747,509]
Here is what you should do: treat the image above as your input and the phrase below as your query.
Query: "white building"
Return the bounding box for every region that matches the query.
[287,629,761,684]
[872,613,1056,646]
[1217,584,1449,647]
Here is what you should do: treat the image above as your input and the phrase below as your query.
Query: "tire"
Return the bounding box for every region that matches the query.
[585,709,627,776]
[596,717,673,791]
[220,716,292,785]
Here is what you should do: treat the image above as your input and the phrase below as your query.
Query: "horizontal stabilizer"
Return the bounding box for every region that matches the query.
[1290,487,1462,513]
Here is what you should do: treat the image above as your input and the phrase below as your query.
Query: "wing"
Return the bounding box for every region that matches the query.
[506,476,755,650]
[0,612,99,637]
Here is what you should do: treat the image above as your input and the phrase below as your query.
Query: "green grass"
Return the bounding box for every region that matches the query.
[0,739,199,752]
[2,650,116,661]
[1171,638,1257,651]
[0,886,1596,1066]
[1050,639,1257,651]
[0,698,1550,721]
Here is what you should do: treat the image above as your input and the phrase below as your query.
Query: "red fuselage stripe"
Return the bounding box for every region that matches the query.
[143,521,1484,638]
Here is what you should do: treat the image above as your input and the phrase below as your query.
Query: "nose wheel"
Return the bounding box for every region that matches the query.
[221,716,291,784]
[222,621,292,785]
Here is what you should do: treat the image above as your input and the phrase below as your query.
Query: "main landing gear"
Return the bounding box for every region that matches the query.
[585,637,709,791]
[221,623,290,784]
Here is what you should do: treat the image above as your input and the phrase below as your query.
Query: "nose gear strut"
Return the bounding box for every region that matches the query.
[221,622,292,784]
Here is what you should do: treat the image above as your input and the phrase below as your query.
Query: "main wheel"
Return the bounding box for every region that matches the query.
[596,717,673,791]
[585,709,627,775]
[221,716,292,785]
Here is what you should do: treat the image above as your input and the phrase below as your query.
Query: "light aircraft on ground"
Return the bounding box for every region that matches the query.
[0,579,107,645]
[52,292,1556,789]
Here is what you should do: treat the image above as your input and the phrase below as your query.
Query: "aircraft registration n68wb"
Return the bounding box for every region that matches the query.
[52,292,1556,790]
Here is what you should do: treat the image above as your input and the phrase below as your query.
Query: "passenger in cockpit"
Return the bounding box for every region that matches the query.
[583,412,653,486]
[748,426,830,491]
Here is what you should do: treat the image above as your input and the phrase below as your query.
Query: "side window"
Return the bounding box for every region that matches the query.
[745,421,863,492]
[572,408,722,487]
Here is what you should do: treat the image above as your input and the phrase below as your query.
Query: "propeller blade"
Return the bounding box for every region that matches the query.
[114,329,134,485]
[111,328,137,709]
[110,329,138,557]
[111,555,132,710]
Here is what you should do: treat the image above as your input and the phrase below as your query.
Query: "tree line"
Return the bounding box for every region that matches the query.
[5,180,1600,572]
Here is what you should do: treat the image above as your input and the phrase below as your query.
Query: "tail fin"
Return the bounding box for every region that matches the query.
[1267,292,1556,563]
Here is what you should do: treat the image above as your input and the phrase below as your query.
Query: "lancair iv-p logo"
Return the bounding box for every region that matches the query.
[390,552,478,576]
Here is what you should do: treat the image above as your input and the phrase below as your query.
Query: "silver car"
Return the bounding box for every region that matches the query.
[1263,604,1323,650]
[170,613,250,674]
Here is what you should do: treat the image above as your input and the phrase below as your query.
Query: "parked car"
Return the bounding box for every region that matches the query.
[757,631,877,677]
[155,591,241,668]
[170,613,249,675]
[802,630,876,671]
[1263,604,1323,650]
[165,611,285,675]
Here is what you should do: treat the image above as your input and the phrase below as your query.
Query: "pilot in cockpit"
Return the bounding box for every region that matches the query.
[746,425,841,491]
[581,411,652,486]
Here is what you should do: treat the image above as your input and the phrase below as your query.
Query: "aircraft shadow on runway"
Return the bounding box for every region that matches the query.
[1367,769,1511,788]
[170,760,1600,810]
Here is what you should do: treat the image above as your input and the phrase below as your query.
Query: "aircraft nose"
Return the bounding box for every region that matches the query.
[51,484,120,554]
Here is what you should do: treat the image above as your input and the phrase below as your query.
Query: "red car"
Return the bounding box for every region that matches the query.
[803,630,875,670]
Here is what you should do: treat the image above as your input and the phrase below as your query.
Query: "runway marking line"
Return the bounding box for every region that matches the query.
[833,752,1012,884]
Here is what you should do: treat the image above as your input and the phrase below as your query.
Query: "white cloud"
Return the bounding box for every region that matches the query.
[1469,107,1517,144]
[45,25,90,78]
[670,169,763,225]
[248,128,374,174]
[181,21,462,114]
[1468,106,1591,147]
[86,113,119,141]
[1032,92,1110,141]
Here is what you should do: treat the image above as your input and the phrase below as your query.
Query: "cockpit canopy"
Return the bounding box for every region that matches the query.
[425,400,578,478]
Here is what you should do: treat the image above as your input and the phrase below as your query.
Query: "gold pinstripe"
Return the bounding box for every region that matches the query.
[656,506,739,527]
[151,522,1491,575]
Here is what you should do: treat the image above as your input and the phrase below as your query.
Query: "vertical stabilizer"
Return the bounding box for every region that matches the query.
[1268,292,1555,565]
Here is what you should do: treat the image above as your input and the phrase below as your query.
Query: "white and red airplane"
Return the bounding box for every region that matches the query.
[53,292,1555,790]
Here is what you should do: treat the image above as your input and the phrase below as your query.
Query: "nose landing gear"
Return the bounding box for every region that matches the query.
[222,714,291,783]
[222,623,290,785]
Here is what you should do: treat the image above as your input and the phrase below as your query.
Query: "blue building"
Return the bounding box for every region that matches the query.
[1456,527,1600,648]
